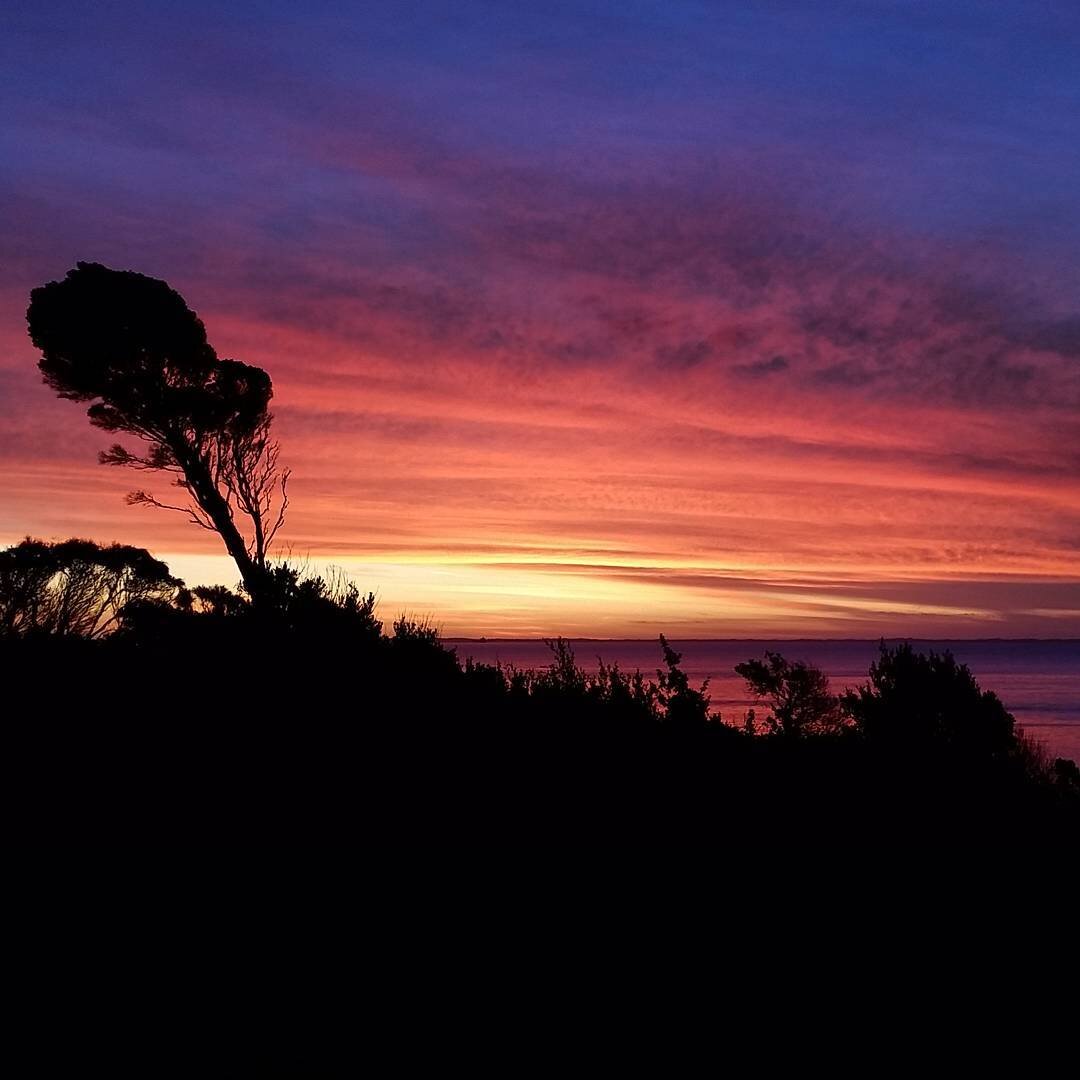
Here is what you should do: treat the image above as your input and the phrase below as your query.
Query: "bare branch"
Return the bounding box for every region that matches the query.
[127,490,217,531]
[264,468,291,551]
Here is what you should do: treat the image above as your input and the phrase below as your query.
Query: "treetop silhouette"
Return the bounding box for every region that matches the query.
[735,650,846,736]
[0,537,180,638]
[27,262,289,599]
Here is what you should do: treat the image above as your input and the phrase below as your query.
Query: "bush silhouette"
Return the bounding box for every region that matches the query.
[657,634,714,729]
[0,537,180,638]
[2,595,1077,842]
[842,641,1017,758]
[735,651,845,736]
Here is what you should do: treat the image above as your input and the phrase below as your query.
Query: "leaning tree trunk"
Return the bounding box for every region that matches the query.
[172,442,270,605]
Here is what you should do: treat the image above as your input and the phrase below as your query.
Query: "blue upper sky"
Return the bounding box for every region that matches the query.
[5,2,1080,290]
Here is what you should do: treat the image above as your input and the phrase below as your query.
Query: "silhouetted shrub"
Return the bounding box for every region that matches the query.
[0,537,180,638]
[492,637,701,728]
[657,634,714,729]
[842,642,1016,758]
[190,584,250,618]
[1055,757,1080,789]
[2,580,1076,843]
[387,618,461,690]
[255,563,382,641]
[735,650,846,736]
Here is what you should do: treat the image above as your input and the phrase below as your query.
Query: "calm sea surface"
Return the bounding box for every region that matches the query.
[449,639,1080,763]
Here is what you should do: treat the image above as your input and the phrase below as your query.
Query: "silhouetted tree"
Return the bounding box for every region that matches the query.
[595,657,658,719]
[190,584,250,618]
[1055,757,1080,789]
[656,635,713,728]
[258,562,381,639]
[0,537,180,638]
[735,651,845,736]
[27,262,289,601]
[501,638,664,724]
[541,636,590,697]
[842,641,1016,757]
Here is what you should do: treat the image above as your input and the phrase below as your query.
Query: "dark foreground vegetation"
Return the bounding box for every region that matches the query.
[8,262,1077,843]
[2,544,1077,845]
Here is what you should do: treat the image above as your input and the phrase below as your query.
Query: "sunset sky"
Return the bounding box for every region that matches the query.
[3,1,1079,636]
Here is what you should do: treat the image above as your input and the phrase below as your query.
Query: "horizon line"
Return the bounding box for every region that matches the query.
[445,636,1080,644]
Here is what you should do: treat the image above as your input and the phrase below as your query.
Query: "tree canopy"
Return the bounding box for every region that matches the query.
[842,641,1018,757]
[735,651,846,736]
[0,537,180,638]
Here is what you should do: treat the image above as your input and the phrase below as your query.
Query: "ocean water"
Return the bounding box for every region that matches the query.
[449,639,1080,764]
